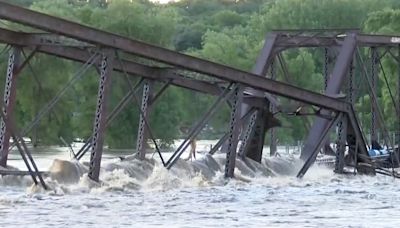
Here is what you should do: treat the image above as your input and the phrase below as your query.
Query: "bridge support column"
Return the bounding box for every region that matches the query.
[238,109,258,158]
[335,116,347,173]
[224,85,243,178]
[269,59,277,156]
[136,80,153,160]
[371,47,378,142]
[0,46,21,167]
[88,49,114,182]
[398,46,400,148]
[241,34,277,162]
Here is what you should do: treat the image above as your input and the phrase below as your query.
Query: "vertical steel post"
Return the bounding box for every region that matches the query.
[371,47,378,142]
[88,49,114,182]
[335,60,353,173]
[238,110,258,158]
[335,116,347,173]
[269,59,277,156]
[324,48,329,91]
[397,45,400,148]
[0,46,21,167]
[224,85,243,178]
[136,80,153,160]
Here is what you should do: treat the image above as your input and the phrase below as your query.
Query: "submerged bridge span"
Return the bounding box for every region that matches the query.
[0,1,399,189]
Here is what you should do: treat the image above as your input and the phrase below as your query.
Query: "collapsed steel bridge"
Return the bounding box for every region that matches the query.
[0,1,399,189]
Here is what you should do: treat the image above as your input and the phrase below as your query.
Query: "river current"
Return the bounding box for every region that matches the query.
[0,142,399,228]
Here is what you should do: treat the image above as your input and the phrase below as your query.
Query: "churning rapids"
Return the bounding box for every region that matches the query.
[1,142,400,228]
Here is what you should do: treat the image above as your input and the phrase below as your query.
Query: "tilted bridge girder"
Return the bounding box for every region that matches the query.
[0,1,352,113]
[0,28,268,109]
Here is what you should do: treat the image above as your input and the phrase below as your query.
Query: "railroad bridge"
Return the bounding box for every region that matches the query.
[0,1,399,189]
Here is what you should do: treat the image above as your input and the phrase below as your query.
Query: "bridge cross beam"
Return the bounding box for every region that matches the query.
[88,49,114,182]
[0,46,21,167]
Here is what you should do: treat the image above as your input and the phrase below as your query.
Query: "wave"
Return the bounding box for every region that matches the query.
[0,153,339,194]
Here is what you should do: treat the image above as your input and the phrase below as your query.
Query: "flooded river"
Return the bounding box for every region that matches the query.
[0,142,399,227]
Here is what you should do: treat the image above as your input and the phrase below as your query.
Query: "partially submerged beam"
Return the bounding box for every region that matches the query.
[88,50,114,182]
[300,33,357,162]
[224,86,243,178]
[0,46,21,167]
[136,80,153,160]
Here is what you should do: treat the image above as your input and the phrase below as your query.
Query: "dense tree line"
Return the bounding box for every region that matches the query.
[1,0,400,148]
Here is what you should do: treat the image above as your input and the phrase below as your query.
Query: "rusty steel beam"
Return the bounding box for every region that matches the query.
[252,33,278,78]
[274,34,400,48]
[2,25,399,50]
[241,34,277,162]
[300,33,357,164]
[88,50,114,182]
[224,85,243,178]
[38,45,267,108]
[0,46,21,167]
[0,2,349,113]
[0,27,269,108]
[136,80,153,160]
[275,35,341,48]
[0,28,90,47]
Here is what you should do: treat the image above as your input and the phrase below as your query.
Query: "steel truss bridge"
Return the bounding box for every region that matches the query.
[0,1,399,189]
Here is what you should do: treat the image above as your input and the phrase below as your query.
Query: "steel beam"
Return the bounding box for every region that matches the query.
[75,79,144,160]
[0,101,47,189]
[0,28,269,108]
[166,84,236,169]
[243,33,278,103]
[0,46,21,167]
[371,47,378,142]
[88,49,114,182]
[346,106,370,164]
[269,59,278,156]
[300,33,357,163]
[297,113,342,178]
[241,109,279,162]
[335,116,347,173]
[210,107,256,156]
[224,85,243,178]
[0,4,350,113]
[237,110,258,158]
[273,34,400,48]
[398,45,400,147]
[0,29,270,107]
[241,34,277,162]
[136,80,154,160]
[252,34,278,78]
